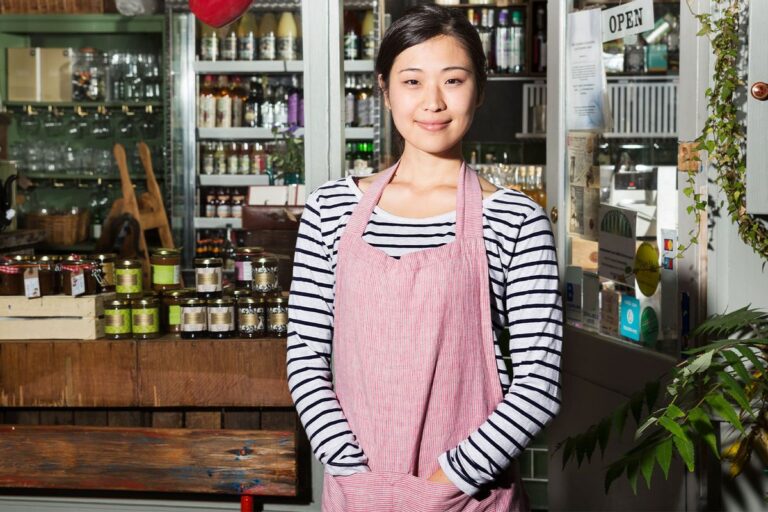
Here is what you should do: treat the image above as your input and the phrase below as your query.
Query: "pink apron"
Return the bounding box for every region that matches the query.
[322,162,528,512]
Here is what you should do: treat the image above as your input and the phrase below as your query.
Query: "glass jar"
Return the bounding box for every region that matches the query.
[72,47,106,102]
[35,257,58,296]
[194,257,223,299]
[94,253,116,293]
[0,262,23,295]
[162,288,194,335]
[13,260,55,297]
[207,297,235,339]
[116,259,144,298]
[180,298,208,339]
[104,299,132,340]
[61,261,99,296]
[131,294,160,339]
[151,248,182,292]
[237,296,266,338]
[234,246,264,290]
[267,295,288,338]
[252,254,279,294]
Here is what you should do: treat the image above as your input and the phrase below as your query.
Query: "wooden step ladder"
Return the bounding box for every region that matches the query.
[107,142,174,283]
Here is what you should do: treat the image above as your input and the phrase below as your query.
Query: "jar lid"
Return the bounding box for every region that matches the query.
[163,288,195,299]
[208,297,234,306]
[37,255,56,263]
[132,295,159,306]
[153,248,180,257]
[195,257,223,266]
[255,254,279,265]
[65,254,85,262]
[267,295,287,305]
[94,253,116,262]
[236,246,264,255]
[238,297,261,305]
[0,262,21,274]
[9,254,33,262]
[231,288,252,298]
[107,299,129,307]
[117,259,143,268]
[182,298,206,306]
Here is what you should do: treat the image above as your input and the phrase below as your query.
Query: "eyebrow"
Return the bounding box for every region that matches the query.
[397,66,472,74]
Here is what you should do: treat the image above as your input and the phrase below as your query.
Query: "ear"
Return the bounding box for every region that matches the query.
[378,74,391,110]
[475,89,485,108]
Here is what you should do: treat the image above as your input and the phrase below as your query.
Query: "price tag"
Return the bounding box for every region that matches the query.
[24,267,41,298]
[71,270,85,297]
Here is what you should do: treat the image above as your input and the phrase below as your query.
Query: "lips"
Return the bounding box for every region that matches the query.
[415,120,451,131]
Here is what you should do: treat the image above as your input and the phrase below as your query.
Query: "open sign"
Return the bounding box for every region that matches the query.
[601,0,655,42]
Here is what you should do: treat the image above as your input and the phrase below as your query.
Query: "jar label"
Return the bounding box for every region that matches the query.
[24,267,41,298]
[71,270,85,297]
[268,308,288,333]
[181,306,206,332]
[116,268,143,294]
[168,304,182,326]
[132,308,159,334]
[105,308,131,335]
[196,267,222,293]
[277,36,296,60]
[101,262,115,286]
[208,306,234,332]
[254,270,278,291]
[152,264,181,286]
[235,260,253,282]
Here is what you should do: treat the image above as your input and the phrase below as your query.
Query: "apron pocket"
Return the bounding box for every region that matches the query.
[396,473,469,512]
[325,471,395,512]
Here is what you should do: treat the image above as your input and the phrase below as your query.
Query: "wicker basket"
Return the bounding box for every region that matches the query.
[0,0,112,13]
[24,211,90,247]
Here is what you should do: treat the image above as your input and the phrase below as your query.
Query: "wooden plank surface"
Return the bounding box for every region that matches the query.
[0,425,297,496]
[138,339,291,407]
[0,318,104,340]
[0,293,113,318]
[0,340,138,407]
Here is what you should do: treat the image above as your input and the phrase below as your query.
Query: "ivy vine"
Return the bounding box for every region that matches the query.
[681,0,768,261]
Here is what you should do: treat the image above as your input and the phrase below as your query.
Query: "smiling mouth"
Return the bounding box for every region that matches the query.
[415,120,451,131]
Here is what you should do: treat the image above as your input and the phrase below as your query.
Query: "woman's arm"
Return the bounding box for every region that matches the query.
[287,193,369,475]
[437,205,563,496]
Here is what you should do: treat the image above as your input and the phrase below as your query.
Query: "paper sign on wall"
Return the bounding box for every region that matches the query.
[567,9,609,131]
[602,0,655,42]
[598,204,637,284]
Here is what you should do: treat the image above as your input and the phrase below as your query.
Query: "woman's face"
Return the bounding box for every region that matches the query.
[381,35,479,158]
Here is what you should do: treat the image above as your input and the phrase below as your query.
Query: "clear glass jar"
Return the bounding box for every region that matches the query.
[151,248,182,292]
[238,296,266,339]
[116,259,144,299]
[94,253,116,293]
[72,47,106,102]
[267,295,288,338]
[0,262,23,295]
[162,288,194,335]
[131,294,160,339]
[104,299,132,340]
[180,297,208,339]
[194,257,223,299]
[207,297,235,339]
[252,254,279,294]
[234,246,264,290]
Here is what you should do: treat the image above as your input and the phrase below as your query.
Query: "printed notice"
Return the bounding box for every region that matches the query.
[598,204,637,284]
[567,9,609,131]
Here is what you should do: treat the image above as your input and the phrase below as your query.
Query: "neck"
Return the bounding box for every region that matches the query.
[395,143,464,188]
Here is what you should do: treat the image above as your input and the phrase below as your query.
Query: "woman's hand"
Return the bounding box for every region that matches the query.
[427,467,452,484]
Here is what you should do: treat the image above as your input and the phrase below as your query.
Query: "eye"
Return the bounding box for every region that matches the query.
[446,78,464,85]
[403,79,419,86]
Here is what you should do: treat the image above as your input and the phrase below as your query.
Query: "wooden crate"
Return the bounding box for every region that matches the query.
[0,293,113,340]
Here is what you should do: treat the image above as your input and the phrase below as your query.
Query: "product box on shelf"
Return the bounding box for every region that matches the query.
[40,47,74,102]
[7,47,39,102]
[0,292,115,340]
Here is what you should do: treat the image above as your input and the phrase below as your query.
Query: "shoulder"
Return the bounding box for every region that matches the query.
[303,178,360,225]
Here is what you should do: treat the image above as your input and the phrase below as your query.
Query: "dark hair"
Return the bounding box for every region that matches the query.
[375,4,487,99]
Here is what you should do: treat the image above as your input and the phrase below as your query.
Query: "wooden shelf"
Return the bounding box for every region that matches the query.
[5,100,163,108]
[0,14,165,34]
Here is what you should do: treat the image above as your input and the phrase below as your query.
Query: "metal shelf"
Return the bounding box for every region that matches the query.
[194,61,303,74]
[194,217,243,229]
[198,174,271,187]
[5,101,163,108]
[345,127,374,139]
[344,60,374,73]
[23,173,163,181]
[197,127,304,140]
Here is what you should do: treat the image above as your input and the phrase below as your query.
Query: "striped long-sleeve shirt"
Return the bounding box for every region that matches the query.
[287,175,563,495]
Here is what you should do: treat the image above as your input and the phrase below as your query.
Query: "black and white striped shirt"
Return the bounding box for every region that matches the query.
[287,175,563,495]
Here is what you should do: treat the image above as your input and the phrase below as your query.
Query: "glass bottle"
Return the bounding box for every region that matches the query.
[237,12,258,61]
[199,22,219,61]
[205,189,217,218]
[239,142,251,174]
[277,11,298,61]
[623,35,646,74]
[221,22,238,61]
[215,75,232,127]
[345,75,357,127]
[227,142,240,175]
[214,141,227,174]
[198,74,217,128]
[355,76,373,127]
[287,74,300,128]
[361,10,375,60]
[244,76,262,127]
[230,75,246,127]
[511,9,525,74]
[495,9,511,74]
[216,188,232,218]
[259,12,277,61]
[344,10,360,60]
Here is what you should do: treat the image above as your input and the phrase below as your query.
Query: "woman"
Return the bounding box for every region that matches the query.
[287,5,562,511]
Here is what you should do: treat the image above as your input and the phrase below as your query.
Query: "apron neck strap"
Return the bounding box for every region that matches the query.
[346,161,484,239]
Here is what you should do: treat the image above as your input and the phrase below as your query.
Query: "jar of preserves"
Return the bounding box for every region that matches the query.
[72,47,106,102]
[13,260,55,297]
[267,295,288,338]
[115,259,144,298]
[104,299,132,340]
[35,256,58,296]
[252,254,279,294]
[94,253,116,293]
[162,288,194,335]
[61,260,98,296]
[234,246,264,290]
[151,248,182,292]
[237,296,266,338]
[0,262,23,295]
[131,294,160,339]
[194,257,223,299]
[180,298,207,339]
[207,297,235,339]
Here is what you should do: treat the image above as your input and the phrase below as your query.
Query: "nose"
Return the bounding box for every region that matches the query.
[422,82,446,112]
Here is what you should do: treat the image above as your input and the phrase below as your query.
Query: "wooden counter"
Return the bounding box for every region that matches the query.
[0,337,307,498]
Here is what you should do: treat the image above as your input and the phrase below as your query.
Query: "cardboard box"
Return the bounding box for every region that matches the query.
[7,47,39,102]
[40,47,73,102]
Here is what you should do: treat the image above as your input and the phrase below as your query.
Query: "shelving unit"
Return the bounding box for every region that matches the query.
[197,127,303,140]
[193,60,304,74]
[198,174,271,187]
[193,217,243,229]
